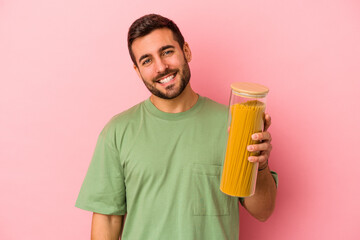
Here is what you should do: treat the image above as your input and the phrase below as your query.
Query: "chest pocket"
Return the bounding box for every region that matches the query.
[192,163,231,216]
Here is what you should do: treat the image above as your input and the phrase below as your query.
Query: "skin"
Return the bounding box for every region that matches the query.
[132,28,198,113]
[91,213,123,240]
[243,114,277,221]
[91,28,277,239]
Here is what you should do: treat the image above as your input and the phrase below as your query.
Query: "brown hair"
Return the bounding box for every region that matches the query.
[128,14,185,66]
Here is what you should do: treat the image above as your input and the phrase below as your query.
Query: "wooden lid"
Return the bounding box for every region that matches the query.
[231,82,269,98]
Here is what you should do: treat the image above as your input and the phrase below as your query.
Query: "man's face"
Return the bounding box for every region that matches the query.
[132,28,192,99]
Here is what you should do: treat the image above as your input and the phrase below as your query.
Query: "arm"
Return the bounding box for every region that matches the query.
[91,213,124,240]
[243,114,277,222]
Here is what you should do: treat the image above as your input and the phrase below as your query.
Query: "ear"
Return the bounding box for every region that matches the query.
[183,42,192,62]
[133,64,142,79]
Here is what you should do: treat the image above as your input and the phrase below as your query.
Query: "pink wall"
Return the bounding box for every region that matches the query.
[1,0,359,239]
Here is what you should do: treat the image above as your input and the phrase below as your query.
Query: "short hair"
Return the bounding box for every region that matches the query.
[128,14,185,66]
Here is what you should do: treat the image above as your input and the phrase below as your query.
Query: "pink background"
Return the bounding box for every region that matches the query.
[1,0,359,239]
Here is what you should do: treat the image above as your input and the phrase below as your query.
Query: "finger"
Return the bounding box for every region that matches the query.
[251,131,272,141]
[248,153,268,163]
[247,142,272,152]
[264,113,271,131]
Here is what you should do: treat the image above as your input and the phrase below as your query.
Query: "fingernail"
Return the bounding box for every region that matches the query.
[252,134,258,140]
[247,145,254,151]
[248,157,255,162]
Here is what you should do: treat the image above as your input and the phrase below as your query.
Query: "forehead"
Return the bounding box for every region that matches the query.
[132,28,180,59]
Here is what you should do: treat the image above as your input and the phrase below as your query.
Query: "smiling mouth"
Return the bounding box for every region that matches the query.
[157,72,177,84]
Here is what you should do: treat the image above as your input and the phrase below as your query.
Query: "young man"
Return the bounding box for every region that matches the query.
[76,14,277,240]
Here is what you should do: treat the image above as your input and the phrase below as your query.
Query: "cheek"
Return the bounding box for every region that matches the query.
[167,58,184,69]
[139,67,156,79]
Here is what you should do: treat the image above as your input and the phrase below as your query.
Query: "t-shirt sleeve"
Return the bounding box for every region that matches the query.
[239,170,278,206]
[75,125,126,215]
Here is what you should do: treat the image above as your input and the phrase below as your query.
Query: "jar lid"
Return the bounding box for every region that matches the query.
[231,82,269,98]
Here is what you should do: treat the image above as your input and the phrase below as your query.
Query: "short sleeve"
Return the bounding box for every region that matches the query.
[75,125,126,215]
[239,170,278,206]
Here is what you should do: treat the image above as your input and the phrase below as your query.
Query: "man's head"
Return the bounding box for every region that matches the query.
[128,14,185,67]
[128,14,192,100]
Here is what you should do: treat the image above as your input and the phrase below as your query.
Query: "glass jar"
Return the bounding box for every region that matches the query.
[220,82,269,197]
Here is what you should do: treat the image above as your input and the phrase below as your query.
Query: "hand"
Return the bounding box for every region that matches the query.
[247,114,272,169]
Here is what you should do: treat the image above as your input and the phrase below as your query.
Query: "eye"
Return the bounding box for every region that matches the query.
[142,59,151,66]
[162,50,174,56]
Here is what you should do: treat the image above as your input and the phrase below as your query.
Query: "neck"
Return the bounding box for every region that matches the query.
[150,84,198,113]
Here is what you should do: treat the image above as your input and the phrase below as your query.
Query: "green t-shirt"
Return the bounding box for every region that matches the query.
[76,96,276,239]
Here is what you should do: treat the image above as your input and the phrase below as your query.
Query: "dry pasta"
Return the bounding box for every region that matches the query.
[220,100,265,197]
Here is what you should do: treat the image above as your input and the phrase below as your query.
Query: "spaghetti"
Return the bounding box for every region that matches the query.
[220,100,265,197]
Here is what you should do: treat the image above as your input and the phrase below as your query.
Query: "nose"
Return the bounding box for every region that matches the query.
[155,59,168,73]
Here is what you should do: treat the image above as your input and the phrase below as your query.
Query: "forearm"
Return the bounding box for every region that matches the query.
[243,165,277,222]
[91,213,124,240]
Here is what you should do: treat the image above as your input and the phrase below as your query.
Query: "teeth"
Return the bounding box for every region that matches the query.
[159,74,175,84]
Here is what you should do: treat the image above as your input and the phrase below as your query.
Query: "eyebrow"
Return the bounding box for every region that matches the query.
[159,45,175,52]
[138,45,175,64]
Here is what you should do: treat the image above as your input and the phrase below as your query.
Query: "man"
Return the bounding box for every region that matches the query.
[76,14,277,240]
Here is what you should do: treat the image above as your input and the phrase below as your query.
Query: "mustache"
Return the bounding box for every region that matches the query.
[153,69,178,82]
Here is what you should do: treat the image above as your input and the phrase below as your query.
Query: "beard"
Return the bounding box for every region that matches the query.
[141,61,191,100]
